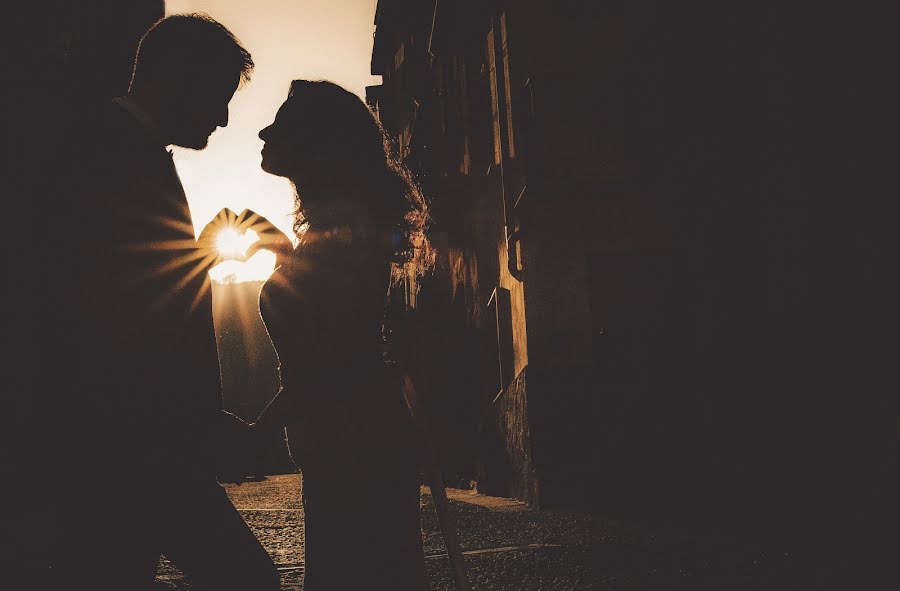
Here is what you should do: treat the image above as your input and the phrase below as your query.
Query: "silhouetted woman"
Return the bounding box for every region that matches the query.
[245,80,431,590]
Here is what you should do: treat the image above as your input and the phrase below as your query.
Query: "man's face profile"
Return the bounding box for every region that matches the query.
[170,71,240,150]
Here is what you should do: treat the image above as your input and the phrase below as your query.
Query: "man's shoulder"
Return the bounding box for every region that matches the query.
[91,102,148,150]
[71,101,160,173]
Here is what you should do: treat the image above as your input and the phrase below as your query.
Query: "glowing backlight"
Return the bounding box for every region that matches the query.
[216,228,258,258]
[209,229,276,283]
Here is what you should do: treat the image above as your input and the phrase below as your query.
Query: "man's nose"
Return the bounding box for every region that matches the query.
[259,125,272,141]
[217,107,229,128]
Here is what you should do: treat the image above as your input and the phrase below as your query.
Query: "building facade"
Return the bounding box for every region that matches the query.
[370,0,624,507]
[368,0,896,542]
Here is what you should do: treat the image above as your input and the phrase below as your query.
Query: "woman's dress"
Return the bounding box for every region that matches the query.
[259,230,426,590]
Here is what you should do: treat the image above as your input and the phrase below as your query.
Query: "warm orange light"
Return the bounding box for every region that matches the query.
[209,250,277,284]
[210,229,276,283]
[216,228,252,258]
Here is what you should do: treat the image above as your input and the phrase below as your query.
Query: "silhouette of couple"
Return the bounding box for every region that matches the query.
[48,14,430,591]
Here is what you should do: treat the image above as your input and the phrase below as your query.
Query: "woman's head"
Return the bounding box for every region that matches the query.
[260,81,384,183]
[259,80,433,278]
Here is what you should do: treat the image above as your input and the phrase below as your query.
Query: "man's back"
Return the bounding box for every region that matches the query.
[53,100,222,479]
[31,15,283,590]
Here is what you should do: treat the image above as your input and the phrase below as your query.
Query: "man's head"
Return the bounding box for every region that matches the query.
[129,13,253,149]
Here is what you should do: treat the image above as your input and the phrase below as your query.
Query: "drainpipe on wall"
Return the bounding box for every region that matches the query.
[489,11,525,281]
[426,0,439,63]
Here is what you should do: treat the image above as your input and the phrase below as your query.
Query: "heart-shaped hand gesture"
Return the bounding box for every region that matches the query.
[234,209,295,267]
[197,208,249,267]
[198,208,294,269]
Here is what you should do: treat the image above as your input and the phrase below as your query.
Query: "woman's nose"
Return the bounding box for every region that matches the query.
[259,125,272,141]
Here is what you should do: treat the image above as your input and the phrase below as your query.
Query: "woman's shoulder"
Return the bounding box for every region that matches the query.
[266,225,392,284]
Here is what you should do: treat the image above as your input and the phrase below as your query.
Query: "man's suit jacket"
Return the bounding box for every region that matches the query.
[54,101,223,480]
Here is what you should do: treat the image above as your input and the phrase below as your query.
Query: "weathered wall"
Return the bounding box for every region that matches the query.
[480,368,536,501]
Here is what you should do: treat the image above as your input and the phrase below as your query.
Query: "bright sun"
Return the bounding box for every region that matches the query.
[215,228,258,258]
[210,228,277,284]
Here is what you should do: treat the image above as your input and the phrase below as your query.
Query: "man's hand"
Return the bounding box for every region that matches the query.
[213,410,261,485]
[217,409,251,442]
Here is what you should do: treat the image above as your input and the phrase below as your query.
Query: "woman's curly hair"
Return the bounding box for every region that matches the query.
[283,80,434,282]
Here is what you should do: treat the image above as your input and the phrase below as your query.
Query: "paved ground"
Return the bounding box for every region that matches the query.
[11,471,880,589]
[155,473,598,590]
[151,473,877,590]
[159,474,900,591]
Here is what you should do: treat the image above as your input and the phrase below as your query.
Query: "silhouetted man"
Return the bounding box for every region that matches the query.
[48,14,278,590]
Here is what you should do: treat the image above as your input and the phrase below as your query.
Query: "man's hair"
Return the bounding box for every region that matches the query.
[130,13,253,90]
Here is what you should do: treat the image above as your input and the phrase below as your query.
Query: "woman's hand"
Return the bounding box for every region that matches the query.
[237,209,295,267]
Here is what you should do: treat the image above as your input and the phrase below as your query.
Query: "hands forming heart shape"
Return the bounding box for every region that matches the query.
[199,208,294,266]
[215,226,259,261]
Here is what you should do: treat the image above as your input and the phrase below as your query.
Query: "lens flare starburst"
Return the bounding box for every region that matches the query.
[209,228,276,284]
[215,228,257,258]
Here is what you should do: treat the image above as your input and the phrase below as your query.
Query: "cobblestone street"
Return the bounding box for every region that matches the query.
[151,474,871,590]
[8,472,883,589]
[155,474,598,590]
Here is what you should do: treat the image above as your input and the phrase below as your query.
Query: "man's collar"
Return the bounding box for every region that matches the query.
[112,96,169,150]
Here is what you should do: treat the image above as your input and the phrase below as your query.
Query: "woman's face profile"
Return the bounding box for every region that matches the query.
[259,100,316,179]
